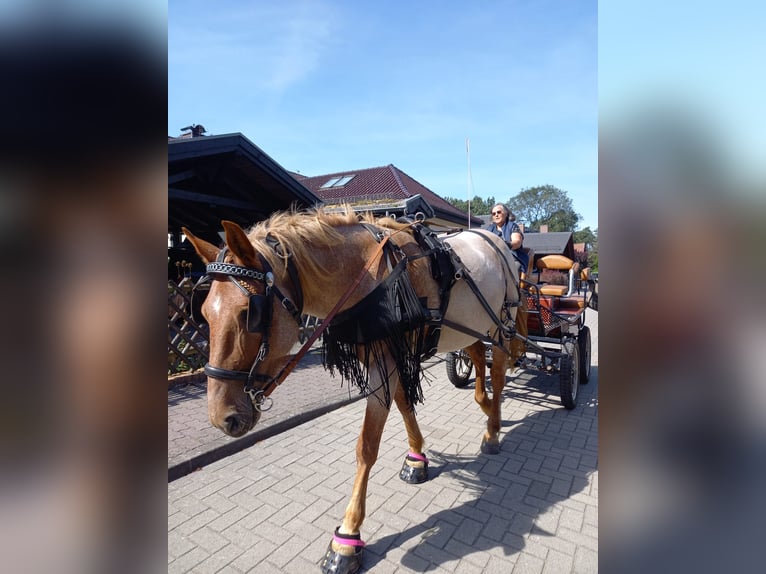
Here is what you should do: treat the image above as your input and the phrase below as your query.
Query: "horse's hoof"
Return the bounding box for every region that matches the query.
[319,547,363,574]
[399,452,428,484]
[319,529,364,574]
[480,438,500,454]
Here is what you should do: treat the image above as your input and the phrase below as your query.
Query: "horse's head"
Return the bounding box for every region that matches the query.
[183,221,302,437]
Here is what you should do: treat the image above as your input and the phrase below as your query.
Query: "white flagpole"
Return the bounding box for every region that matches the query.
[466,137,472,228]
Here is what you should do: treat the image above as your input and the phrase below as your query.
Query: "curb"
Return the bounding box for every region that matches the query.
[168,395,362,483]
[168,371,206,389]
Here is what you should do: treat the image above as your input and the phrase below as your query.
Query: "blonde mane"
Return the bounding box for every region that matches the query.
[246,205,410,280]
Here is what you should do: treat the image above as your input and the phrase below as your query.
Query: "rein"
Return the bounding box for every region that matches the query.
[263,232,395,394]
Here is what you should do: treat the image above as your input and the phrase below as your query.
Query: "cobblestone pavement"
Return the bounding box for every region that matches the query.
[169,312,598,573]
[169,348,363,480]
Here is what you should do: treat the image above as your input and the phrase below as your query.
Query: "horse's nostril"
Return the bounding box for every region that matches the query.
[224,415,240,434]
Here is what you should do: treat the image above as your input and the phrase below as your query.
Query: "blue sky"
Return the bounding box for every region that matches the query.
[599,1,766,191]
[169,1,598,230]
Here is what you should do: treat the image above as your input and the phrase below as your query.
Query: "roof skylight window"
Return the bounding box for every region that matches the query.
[334,175,355,186]
[320,174,355,188]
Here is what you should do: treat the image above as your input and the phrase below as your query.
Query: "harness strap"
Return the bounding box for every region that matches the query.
[360,222,386,242]
[265,234,304,318]
[459,271,517,337]
[261,233,396,395]
[462,229,520,290]
[396,219,461,359]
[441,318,512,355]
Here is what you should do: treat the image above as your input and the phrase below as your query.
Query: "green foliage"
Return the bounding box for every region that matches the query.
[443,195,496,215]
[588,251,598,272]
[506,185,581,232]
[573,226,598,272]
[573,226,597,247]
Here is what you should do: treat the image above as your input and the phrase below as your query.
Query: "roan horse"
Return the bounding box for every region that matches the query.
[183,207,520,573]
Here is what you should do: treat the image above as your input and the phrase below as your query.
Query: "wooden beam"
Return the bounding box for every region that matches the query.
[169,188,259,210]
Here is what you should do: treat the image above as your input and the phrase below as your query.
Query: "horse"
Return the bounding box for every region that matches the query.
[182,207,520,573]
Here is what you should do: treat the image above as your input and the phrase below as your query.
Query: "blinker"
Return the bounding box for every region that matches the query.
[247,294,268,333]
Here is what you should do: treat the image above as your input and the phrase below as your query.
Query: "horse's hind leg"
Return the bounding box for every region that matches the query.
[465,340,491,416]
[394,383,429,484]
[481,346,509,454]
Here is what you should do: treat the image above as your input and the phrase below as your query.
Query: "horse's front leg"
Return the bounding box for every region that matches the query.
[320,388,391,574]
[393,383,429,484]
[481,346,509,454]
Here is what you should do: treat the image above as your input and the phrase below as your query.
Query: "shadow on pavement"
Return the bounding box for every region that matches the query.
[363,368,598,571]
[168,379,206,407]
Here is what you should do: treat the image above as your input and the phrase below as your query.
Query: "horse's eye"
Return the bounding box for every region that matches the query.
[238,309,248,323]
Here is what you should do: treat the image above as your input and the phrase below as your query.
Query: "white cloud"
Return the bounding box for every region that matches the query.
[169,0,338,93]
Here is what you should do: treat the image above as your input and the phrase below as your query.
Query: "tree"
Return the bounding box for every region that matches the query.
[573,226,597,247]
[443,195,496,216]
[588,250,598,272]
[506,185,581,232]
[574,227,598,272]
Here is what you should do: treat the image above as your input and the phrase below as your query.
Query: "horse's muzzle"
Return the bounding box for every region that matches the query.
[223,414,248,436]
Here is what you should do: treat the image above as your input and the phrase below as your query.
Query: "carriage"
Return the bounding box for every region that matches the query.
[445,252,593,410]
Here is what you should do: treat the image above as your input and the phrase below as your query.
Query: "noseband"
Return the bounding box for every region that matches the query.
[194,238,303,410]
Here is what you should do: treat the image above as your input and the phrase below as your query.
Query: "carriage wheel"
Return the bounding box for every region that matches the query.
[446,350,473,388]
[559,340,580,410]
[578,326,591,384]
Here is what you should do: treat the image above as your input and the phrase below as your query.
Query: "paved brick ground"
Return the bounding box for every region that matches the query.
[168,312,598,573]
[169,348,364,479]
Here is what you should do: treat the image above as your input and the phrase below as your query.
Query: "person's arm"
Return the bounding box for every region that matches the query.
[508,222,523,249]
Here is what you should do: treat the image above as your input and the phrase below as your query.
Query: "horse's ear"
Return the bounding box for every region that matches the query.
[222,220,257,266]
[182,227,219,264]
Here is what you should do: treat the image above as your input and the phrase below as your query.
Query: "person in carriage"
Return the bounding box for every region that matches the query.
[485,203,529,274]
[485,202,529,366]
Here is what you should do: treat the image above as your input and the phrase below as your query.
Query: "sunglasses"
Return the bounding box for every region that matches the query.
[492,211,504,215]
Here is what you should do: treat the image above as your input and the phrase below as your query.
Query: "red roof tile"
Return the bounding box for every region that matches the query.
[298,164,475,224]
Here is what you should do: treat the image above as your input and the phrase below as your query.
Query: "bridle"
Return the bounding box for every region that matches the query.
[193,237,303,411]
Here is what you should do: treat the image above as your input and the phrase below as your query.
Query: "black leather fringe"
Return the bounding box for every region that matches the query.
[321,259,428,409]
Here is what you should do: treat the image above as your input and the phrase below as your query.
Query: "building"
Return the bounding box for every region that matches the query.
[523,228,576,263]
[168,129,479,278]
[168,130,321,277]
[297,164,482,229]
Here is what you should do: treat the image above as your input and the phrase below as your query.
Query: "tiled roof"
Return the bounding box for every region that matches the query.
[298,164,477,224]
[524,231,575,258]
